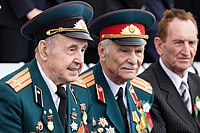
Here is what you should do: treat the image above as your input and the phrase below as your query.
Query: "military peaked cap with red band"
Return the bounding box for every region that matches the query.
[88,9,155,45]
[21,1,94,42]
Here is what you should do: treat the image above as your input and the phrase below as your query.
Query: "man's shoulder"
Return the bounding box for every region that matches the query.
[70,77,88,89]
[130,77,153,95]
[189,72,200,83]
[1,65,32,93]
[79,68,95,88]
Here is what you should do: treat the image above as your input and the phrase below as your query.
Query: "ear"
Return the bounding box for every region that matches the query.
[37,40,48,61]
[154,37,163,56]
[98,43,106,61]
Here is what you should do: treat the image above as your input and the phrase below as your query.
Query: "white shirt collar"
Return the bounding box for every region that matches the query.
[37,61,57,95]
[36,61,66,110]
[102,71,127,98]
[159,58,189,91]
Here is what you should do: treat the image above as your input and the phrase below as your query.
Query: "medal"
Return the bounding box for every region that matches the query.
[98,117,108,128]
[82,111,88,125]
[80,103,86,111]
[80,103,88,125]
[71,108,78,119]
[105,126,115,133]
[136,123,140,132]
[92,117,97,128]
[70,121,78,131]
[36,121,43,132]
[195,96,200,117]
[47,115,54,131]
[97,127,104,133]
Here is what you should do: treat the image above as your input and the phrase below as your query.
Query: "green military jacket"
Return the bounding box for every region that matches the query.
[79,62,154,133]
[0,59,93,133]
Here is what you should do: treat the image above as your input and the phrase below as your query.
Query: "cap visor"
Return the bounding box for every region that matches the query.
[63,32,93,41]
[112,38,147,45]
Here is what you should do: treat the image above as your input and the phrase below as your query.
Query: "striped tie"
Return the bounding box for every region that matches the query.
[179,81,192,114]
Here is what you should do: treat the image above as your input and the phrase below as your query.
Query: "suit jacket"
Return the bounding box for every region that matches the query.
[139,61,200,133]
[0,59,93,133]
[79,62,154,133]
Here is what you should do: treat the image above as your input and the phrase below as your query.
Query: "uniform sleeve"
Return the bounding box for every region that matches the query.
[0,84,23,132]
[8,0,35,19]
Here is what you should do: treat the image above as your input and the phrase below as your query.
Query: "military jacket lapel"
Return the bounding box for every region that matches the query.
[28,59,63,133]
[126,82,139,132]
[93,63,125,133]
[126,78,154,132]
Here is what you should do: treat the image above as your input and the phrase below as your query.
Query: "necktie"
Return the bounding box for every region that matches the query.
[56,86,67,129]
[179,81,192,114]
[116,87,129,132]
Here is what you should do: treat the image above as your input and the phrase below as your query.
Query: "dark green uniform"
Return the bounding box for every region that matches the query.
[78,62,154,133]
[0,59,93,132]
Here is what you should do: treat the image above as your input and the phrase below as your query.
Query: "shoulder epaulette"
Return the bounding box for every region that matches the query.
[79,70,95,87]
[130,77,152,94]
[70,78,87,88]
[5,67,32,92]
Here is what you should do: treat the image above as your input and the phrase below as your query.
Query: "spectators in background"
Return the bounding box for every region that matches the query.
[143,0,174,62]
[0,0,66,63]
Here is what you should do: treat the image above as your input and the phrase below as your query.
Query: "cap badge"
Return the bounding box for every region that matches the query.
[121,24,141,35]
[74,19,88,33]
[46,19,89,36]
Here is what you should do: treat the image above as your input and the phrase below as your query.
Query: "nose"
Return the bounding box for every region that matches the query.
[127,51,137,64]
[74,51,84,65]
[181,42,190,55]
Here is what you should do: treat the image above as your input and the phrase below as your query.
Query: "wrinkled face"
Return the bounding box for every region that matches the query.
[99,40,144,84]
[155,18,198,77]
[42,34,88,85]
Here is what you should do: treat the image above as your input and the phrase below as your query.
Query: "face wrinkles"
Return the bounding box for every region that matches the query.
[160,19,198,77]
[102,42,144,85]
[45,35,87,85]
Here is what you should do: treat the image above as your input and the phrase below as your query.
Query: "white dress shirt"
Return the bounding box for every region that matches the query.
[37,61,66,111]
[103,71,131,130]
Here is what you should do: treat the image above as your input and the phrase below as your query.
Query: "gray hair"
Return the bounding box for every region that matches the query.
[99,39,111,54]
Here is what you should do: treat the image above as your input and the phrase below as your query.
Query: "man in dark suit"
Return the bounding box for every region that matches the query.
[139,9,200,132]
[0,2,94,132]
[76,9,155,132]
[0,0,66,63]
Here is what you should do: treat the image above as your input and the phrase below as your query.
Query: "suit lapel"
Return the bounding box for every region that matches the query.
[153,62,198,130]
[28,59,63,132]
[188,74,200,129]
[93,63,125,132]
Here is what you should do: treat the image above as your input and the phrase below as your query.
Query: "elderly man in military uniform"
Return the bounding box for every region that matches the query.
[0,1,94,133]
[75,9,155,133]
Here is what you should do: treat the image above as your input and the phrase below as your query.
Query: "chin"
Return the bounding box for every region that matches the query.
[67,76,79,83]
[122,75,136,81]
